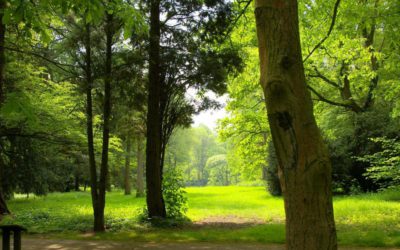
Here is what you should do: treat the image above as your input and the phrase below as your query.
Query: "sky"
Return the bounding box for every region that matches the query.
[192,94,229,130]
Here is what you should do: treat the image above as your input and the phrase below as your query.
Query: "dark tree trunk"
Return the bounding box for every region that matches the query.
[255,1,337,249]
[0,0,10,216]
[84,22,102,232]
[74,174,81,192]
[136,136,145,197]
[145,0,166,219]
[0,157,9,215]
[97,12,114,231]
[0,0,5,102]
[124,136,132,195]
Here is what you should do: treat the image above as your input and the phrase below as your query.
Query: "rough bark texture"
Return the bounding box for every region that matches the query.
[254,0,337,249]
[124,137,132,195]
[145,0,166,218]
[136,136,145,197]
[0,0,9,215]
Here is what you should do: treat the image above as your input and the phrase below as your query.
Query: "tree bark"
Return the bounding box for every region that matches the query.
[136,136,145,197]
[0,156,9,215]
[84,22,102,232]
[254,1,337,249]
[0,0,9,216]
[0,0,5,102]
[124,136,132,195]
[145,0,166,218]
[96,12,114,231]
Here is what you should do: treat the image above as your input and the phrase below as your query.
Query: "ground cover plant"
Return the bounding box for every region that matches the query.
[2,186,400,247]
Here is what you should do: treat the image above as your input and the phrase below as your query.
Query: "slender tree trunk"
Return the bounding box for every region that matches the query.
[254,1,337,249]
[0,0,10,216]
[96,12,114,231]
[136,136,145,197]
[124,136,132,195]
[0,0,5,102]
[0,156,9,215]
[84,22,102,232]
[74,173,80,191]
[145,0,166,219]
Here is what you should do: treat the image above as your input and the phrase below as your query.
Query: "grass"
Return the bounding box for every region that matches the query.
[2,186,400,247]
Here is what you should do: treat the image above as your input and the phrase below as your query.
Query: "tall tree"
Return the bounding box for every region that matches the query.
[0,0,10,215]
[145,0,166,218]
[136,134,145,197]
[254,0,337,249]
[124,136,132,195]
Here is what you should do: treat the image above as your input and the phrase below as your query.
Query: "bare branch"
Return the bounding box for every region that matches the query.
[307,84,352,109]
[308,66,340,89]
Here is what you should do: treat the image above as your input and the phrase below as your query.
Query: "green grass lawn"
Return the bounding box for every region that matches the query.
[2,186,400,247]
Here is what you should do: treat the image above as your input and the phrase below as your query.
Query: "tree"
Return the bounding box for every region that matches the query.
[254,0,337,249]
[300,0,400,191]
[145,0,242,219]
[136,134,145,197]
[145,0,166,219]
[0,0,10,215]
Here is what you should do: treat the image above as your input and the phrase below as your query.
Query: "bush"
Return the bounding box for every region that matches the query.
[163,168,188,220]
[356,137,400,190]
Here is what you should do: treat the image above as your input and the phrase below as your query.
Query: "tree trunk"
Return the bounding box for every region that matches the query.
[0,156,9,215]
[254,1,337,249]
[97,12,114,231]
[84,22,102,232]
[136,136,145,197]
[0,0,5,102]
[0,0,9,216]
[74,173,80,191]
[124,136,132,195]
[145,0,166,218]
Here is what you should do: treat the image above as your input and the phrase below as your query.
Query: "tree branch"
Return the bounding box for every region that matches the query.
[4,46,77,75]
[303,0,341,63]
[307,84,352,109]
[308,66,340,89]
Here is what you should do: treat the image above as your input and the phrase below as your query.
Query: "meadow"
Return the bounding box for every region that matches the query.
[2,186,400,247]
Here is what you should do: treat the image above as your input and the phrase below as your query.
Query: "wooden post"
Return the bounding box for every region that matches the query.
[0,225,27,250]
[2,229,10,250]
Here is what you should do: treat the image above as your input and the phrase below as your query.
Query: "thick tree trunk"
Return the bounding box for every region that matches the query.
[254,1,337,249]
[84,22,102,232]
[0,0,9,216]
[136,136,145,197]
[145,0,166,218]
[124,136,132,195]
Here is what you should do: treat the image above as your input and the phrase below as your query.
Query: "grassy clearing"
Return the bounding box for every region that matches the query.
[2,186,400,247]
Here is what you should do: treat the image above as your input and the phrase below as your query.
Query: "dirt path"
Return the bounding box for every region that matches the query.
[7,239,398,250]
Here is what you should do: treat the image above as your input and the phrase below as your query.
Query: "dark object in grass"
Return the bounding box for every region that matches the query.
[0,224,27,250]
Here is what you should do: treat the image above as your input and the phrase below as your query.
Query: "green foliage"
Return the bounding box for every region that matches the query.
[162,169,188,220]
[165,126,228,186]
[357,137,400,189]
[205,154,229,186]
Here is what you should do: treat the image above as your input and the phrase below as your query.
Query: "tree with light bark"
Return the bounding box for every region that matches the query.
[254,0,337,249]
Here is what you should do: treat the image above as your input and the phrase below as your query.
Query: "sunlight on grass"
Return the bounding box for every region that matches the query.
[2,186,400,247]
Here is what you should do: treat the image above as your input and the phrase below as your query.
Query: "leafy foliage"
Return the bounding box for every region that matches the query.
[357,137,400,189]
[162,168,188,220]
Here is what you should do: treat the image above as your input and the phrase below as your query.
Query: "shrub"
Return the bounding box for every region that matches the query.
[163,168,188,220]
